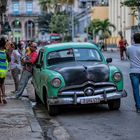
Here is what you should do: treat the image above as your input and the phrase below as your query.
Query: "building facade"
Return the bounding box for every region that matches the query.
[109,0,138,45]
[7,0,41,43]
[73,0,137,45]
[0,0,8,35]
[73,0,109,40]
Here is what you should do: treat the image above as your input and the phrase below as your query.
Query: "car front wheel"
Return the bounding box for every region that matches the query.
[47,103,58,116]
[108,98,121,110]
[35,90,42,104]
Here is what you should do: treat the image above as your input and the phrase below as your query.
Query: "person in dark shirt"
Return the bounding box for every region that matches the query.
[118,36,128,60]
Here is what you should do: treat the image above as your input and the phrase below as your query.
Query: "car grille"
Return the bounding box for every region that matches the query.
[58,81,117,97]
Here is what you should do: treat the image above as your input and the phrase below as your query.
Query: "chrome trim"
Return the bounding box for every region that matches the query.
[60,81,116,91]
[48,90,127,105]
[58,87,116,96]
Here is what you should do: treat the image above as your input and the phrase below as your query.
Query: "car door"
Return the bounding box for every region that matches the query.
[33,50,44,93]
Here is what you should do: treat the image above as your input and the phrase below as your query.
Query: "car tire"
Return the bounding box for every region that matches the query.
[47,104,58,116]
[108,98,121,110]
[43,89,59,116]
[35,90,42,104]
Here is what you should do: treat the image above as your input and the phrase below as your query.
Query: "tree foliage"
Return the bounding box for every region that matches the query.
[60,0,74,5]
[121,0,140,24]
[121,0,140,7]
[37,13,52,32]
[38,0,74,36]
[87,19,100,37]
[49,13,69,34]
[87,19,116,40]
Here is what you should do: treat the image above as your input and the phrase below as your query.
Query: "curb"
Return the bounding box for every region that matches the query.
[23,98,43,134]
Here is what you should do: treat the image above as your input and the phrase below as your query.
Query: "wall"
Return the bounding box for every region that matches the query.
[91,6,108,20]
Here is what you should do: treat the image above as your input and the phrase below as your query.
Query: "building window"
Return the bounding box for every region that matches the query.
[12,0,20,15]
[26,1,33,14]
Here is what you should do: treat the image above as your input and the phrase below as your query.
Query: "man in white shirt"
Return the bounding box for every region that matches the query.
[126,33,140,113]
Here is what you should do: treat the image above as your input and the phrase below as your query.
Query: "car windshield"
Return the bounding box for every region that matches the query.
[47,48,102,65]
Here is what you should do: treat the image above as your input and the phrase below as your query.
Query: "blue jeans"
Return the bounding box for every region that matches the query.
[16,70,32,98]
[130,73,140,109]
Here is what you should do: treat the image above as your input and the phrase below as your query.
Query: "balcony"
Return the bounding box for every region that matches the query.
[8,11,41,17]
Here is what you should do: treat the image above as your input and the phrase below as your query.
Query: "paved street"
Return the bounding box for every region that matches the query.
[33,50,140,140]
[0,74,44,140]
[0,0,139,139]
[1,50,140,140]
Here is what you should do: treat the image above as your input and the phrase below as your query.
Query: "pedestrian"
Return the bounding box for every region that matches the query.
[25,40,32,56]
[126,32,140,113]
[100,40,105,51]
[0,37,9,104]
[10,42,23,93]
[118,36,128,60]
[15,42,38,99]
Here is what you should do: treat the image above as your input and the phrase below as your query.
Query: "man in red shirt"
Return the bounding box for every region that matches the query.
[16,42,38,99]
[118,36,128,60]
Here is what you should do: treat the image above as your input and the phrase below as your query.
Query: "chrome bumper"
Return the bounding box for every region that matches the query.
[48,90,127,105]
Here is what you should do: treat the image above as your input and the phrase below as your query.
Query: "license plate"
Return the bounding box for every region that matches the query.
[80,98,100,104]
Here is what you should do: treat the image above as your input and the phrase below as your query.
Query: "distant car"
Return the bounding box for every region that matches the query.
[47,33,62,44]
[32,42,127,116]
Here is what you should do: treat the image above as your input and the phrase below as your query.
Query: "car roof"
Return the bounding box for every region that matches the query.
[41,42,98,52]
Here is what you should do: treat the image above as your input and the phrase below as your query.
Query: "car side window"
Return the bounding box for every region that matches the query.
[36,51,44,66]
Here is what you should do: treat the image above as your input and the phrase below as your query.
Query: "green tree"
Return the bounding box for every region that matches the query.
[60,0,74,5]
[39,0,74,38]
[94,19,116,49]
[49,13,69,35]
[37,13,52,32]
[121,0,140,24]
[95,19,116,38]
[39,0,51,13]
[87,19,116,38]
[87,19,100,38]
[39,0,61,14]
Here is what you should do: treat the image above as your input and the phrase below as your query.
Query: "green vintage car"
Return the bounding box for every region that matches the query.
[32,42,127,116]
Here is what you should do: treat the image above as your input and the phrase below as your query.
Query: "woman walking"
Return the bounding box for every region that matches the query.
[0,38,8,104]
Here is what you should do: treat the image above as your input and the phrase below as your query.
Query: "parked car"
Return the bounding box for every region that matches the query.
[32,42,127,116]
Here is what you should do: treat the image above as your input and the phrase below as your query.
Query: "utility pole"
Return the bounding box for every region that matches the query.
[86,0,93,39]
[71,5,74,41]
[86,1,90,37]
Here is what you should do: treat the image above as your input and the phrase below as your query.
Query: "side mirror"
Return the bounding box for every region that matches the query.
[36,63,42,68]
[106,58,112,63]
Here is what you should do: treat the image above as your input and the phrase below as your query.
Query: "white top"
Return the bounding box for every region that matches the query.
[10,50,22,70]
[126,44,140,73]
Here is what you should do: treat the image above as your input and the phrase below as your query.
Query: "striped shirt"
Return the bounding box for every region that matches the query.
[0,50,8,78]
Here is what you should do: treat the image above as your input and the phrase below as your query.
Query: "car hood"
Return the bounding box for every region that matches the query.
[49,61,109,86]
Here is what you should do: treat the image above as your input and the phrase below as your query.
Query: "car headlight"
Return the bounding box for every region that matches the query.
[113,72,122,82]
[51,78,61,88]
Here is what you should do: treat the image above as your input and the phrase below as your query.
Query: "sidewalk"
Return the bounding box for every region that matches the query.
[0,73,44,140]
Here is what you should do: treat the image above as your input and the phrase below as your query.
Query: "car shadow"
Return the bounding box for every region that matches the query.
[58,104,120,116]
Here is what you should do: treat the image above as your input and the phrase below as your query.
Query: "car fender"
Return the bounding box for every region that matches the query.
[109,65,123,90]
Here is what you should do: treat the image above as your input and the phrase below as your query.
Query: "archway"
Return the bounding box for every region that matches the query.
[11,19,22,43]
[25,20,35,40]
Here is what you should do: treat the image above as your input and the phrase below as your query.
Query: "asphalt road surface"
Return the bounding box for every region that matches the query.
[32,50,140,140]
